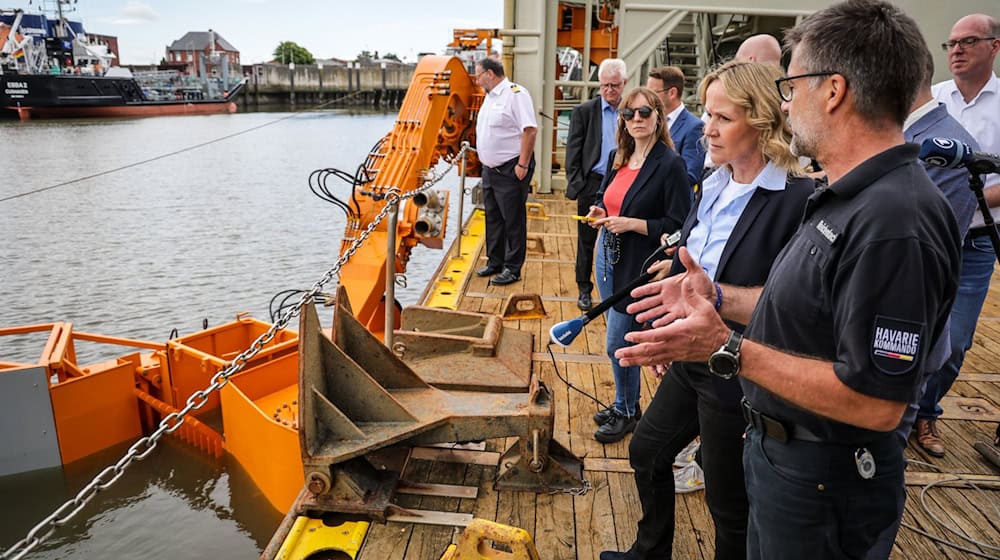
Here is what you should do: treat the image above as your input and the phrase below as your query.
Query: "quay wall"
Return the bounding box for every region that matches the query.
[241,63,413,108]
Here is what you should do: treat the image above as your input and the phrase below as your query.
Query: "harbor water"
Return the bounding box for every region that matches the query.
[0,109,475,558]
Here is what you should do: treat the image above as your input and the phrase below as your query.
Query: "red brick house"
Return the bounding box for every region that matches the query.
[165,30,239,77]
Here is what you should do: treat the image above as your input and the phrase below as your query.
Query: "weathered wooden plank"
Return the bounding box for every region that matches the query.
[398,481,480,499]
[533,352,608,364]
[410,447,501,466]
[939,396,1000,422]
[574,473,618,560]
[584,457,633,473]
[387,509,473,527]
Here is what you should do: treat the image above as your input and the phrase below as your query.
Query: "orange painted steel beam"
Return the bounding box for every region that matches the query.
[337,54,482,335]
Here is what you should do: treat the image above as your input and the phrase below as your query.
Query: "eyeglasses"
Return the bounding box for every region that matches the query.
[774,71,838,102]
[600,82,624,90]
[621,106,654,120]
[941,36,997,50]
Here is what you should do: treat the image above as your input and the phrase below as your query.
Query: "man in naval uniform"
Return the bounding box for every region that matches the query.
[473,56,538,286]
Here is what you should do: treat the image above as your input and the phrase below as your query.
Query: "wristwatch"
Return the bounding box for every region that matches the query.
[708,330,743,379]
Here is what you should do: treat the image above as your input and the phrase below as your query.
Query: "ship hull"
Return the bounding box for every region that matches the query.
[1,73,241,120]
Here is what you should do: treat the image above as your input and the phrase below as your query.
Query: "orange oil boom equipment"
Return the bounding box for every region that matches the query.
[336,55,482,337]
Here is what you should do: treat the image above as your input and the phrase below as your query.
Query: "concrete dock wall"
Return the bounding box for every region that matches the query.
[241,63,414,108]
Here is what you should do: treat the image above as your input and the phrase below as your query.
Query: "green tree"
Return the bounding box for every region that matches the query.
[357,49,374,63]
[383,52,401,62]
[273,41,315,65]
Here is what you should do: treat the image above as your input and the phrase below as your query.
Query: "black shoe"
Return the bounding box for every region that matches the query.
[599,550,637,560]
[594,404,641,426]
[490,269,520,286]
[476,265,502,277]
[594,410,638,443]
[577,291,593,311]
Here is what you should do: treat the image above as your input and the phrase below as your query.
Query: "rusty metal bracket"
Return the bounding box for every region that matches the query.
[392,306,532,392]
[500,293,547,321]
[296,287,583,521]
[525,234,547,256]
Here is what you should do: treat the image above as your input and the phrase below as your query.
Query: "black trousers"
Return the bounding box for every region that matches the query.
[575,172,603,293]
[628,362,749,560]
[482,156,533,275]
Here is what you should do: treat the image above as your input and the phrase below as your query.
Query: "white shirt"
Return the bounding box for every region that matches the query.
[933,73,1000,226]
[686,161,787,280]
[475,78,538,168]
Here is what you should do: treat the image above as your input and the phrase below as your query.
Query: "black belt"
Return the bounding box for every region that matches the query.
[968,226,997,239]
[587,171,605,181]
[741,397,824,443]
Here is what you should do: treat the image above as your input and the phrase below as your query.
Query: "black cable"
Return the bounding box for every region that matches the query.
[546,342,609,410]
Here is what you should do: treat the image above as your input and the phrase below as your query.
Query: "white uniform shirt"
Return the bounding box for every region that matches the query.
[475,77,538,168]
[933,73,1000,226]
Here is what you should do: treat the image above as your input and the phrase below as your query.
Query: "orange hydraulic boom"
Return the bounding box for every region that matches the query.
[337,55,482,337]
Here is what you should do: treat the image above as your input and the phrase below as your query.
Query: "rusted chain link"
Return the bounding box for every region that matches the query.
[0,145,470,560]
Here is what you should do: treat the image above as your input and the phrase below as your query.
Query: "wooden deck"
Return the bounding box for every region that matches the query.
[359,195,1000,560]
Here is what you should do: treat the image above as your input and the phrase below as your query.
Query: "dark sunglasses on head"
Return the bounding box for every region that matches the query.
[621,106,654,121]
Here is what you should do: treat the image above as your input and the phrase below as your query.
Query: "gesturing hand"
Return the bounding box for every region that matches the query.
[616,278,730,367]
[626,247,716,327]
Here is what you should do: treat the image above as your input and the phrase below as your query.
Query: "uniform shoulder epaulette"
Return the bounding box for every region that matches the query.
[510,84,522,93]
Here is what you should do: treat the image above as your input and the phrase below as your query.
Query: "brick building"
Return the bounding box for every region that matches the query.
[165,30,239,77]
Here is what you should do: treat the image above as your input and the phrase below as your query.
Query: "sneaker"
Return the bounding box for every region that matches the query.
[594,404,641,426]
[914,418,946,458]
[577,291,593,311]
[674,461,705,493]
[595,410,638,443]
[673,438,700,468]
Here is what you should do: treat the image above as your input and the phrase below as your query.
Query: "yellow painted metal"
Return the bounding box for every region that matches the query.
[525,202,548,220]
[273,516,369,560]
[424,208,486,309]
[439,519,540,560]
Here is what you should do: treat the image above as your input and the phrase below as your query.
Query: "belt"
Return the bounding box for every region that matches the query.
[741,397,824,443]
[968,226,997,239]
[587,171,605,181]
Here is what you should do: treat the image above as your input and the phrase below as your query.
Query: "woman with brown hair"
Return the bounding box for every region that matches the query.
[586,86,691,443]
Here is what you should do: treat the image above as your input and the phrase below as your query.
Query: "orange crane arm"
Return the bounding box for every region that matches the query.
[337,55,482,336]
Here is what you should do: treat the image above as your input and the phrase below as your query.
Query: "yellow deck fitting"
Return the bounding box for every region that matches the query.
[440,518,540,560]
[524,234,547,256]
[425,208,487,310]
[499,293,547,321]
[273,516,370,560]
[525,202,548,220]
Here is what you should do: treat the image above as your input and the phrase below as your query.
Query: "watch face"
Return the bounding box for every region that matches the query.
[710,352,739,379]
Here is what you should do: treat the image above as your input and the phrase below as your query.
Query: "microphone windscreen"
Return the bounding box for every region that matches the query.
[919,137,971,169]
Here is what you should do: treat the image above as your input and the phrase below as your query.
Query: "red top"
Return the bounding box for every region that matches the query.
[603,165,640,217]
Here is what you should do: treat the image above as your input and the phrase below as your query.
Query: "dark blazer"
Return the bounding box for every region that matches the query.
[669,107,707,190]
[565,96,606,200]
[669,172,816,401]
[669,174,817,322]
[597,142,692,312]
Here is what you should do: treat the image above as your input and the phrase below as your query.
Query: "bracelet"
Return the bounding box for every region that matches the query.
[516,163,528,169]
[713,282,723,312]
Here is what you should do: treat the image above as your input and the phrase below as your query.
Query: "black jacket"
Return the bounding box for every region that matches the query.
[565,96,606,200]
[596,142,691,312]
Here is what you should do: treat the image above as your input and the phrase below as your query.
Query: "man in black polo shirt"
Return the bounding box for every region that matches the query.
[615,1,961,558]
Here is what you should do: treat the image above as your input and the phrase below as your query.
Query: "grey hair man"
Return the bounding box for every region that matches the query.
[565,58,627,310]
[616,2,961,558]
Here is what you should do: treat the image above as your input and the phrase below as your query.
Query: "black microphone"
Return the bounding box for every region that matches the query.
[919,137,1000,175]
[550,230,681,346]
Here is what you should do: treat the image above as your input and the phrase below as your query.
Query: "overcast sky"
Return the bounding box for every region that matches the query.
[5,0,504,64]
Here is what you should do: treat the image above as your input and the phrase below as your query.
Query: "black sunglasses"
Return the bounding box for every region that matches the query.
[621,106,655,121]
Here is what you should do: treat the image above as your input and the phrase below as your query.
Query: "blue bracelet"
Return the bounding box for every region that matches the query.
[714,282,723,312]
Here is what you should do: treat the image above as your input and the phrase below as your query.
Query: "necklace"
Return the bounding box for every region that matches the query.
[629,141,653,168]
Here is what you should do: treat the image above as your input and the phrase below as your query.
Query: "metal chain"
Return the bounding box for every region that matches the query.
[0,146,470,560]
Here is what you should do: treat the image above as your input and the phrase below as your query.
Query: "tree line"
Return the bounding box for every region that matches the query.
[273,41,402,65]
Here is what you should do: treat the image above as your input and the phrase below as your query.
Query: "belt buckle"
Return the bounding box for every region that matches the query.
[741,397,763,432]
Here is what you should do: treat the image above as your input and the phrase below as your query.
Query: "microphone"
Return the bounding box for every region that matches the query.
[549,230,682,347]
[919,137,1000,175]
